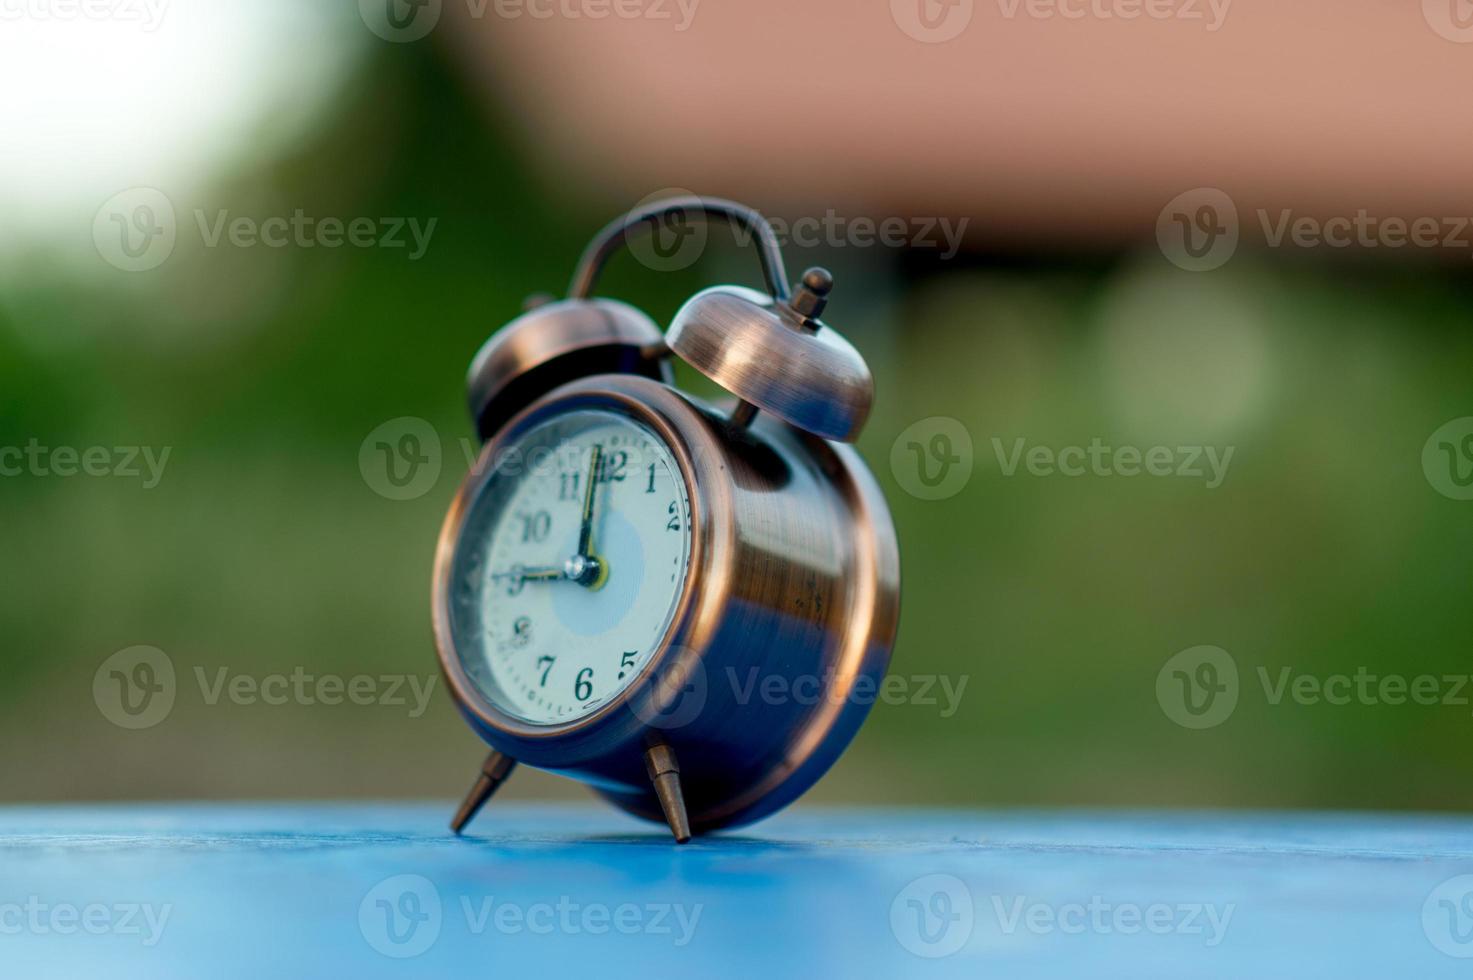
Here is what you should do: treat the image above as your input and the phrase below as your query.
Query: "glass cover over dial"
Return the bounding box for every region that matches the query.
[447,408,693,725]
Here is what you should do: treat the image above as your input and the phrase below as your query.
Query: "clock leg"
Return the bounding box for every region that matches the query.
[644,743,692,844]
[449,750,518,834]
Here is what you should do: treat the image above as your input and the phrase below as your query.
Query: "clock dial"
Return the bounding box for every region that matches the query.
[448,408,692,725]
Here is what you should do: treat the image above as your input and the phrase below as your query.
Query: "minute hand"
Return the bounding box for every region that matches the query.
[576,444,603,557]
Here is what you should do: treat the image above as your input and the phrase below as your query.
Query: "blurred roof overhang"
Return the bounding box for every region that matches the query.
[444,0,1473,251]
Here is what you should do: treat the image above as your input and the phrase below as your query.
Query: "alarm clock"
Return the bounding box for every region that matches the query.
[432,197,900,842]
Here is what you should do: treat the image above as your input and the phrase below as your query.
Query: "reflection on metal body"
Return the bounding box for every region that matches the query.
[434,375,900,834]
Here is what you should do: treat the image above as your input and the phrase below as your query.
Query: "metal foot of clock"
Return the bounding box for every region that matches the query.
[643,742,691,843]
[449,750,517,834]
[450,744,693,844]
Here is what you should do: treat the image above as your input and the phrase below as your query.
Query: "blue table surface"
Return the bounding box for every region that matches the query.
[4,802,1473,978]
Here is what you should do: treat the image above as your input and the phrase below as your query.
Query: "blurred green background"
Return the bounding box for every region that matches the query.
[3,13,1472,813]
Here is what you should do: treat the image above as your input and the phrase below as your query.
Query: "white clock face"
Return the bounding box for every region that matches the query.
[447,408,693,725]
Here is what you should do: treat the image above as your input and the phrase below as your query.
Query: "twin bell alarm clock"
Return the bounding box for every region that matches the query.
[432,197,900,842]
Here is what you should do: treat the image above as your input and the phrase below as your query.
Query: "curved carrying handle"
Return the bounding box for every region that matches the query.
[567,196,791,303]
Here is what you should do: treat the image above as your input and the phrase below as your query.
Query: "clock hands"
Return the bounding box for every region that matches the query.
[491,447,609,594]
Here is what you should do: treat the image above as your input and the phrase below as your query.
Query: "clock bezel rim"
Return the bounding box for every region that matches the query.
[433,376,724,766]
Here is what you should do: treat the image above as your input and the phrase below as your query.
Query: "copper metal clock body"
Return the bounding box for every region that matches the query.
[434,374,900,833]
